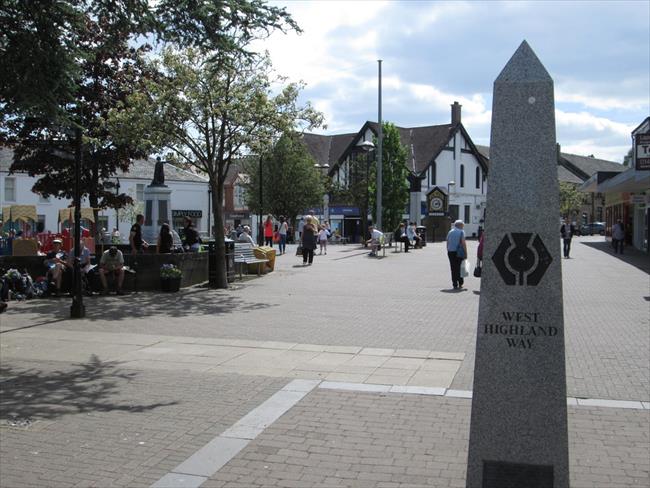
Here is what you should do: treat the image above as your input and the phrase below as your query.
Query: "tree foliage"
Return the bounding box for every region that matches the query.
[111,47,323,287]
[242,133,324,224]
[559,181,588,218]
[5,4,154,219]
[369,122,409,232]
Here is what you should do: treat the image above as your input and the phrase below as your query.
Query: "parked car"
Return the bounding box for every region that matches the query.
[579,222,605,236]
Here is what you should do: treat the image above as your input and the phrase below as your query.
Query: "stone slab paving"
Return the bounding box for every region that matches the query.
[203,389,649,488]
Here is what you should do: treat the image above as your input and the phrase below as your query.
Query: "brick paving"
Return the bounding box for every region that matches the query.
[0,359,286,488]
[0,235,648,487]
[204,389,649,488]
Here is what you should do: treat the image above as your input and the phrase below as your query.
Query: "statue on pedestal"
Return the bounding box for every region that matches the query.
[151,157,166,187]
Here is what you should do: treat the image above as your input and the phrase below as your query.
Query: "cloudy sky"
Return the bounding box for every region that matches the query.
[254,0,649,163]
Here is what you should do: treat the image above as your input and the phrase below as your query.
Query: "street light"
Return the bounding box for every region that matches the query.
[358,140,375,241]
[207,187,212,238]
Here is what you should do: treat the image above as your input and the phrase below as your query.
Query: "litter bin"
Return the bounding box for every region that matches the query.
[416,226,427,246]
[208,239,235,286]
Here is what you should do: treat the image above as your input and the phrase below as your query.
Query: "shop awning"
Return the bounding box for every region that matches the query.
[59,207,97,223]
[8,205,37,223]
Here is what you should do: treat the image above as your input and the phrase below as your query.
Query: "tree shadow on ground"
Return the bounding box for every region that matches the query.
[580,240,649,274]
[0,286,276,329]
[0,355,177,422]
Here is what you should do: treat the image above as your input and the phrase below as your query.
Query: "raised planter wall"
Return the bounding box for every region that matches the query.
[0,253,209,292]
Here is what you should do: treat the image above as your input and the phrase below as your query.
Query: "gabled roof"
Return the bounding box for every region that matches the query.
[302,121,481,177]
[1,146,208,183]
[475,144,624,184]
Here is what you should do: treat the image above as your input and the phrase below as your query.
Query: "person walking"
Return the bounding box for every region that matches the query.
[278,216,288,255]
[612,219,625,254]
[560,217,575,258]
[264,215,274,247]
[318,225,329,255]
[446,220,467,289]
[301,216,318,266]
[129,214,149,254]
[182,216,201,252]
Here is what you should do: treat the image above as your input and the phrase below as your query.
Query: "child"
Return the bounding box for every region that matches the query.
[318,225,329,255]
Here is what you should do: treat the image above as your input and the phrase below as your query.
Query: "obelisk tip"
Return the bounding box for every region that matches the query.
[495,40,553,84]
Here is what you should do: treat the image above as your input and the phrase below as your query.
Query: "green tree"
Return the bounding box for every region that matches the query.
[559,181,587,219]
[369,122,409,233]
[623,148,633,167]
[243,133,324,226]
[111,48,323,288]
[5,5,153,227]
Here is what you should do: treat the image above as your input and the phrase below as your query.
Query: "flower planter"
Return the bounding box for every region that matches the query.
[160,276,181,292]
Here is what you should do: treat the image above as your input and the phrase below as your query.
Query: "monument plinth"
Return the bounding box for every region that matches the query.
[143,158,172,244]
[466,41,569,488]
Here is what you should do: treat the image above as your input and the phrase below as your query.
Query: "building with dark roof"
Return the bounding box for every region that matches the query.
[301,102,489,240]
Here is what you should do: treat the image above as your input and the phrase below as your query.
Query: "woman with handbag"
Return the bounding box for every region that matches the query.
[446,220,467,289]
[474,232,484,278]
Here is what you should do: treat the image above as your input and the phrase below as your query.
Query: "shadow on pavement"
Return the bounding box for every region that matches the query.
[0,287,276,325]
[580,240,650,274]
[0,354,177,422]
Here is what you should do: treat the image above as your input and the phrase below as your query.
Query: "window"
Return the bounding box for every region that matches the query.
[460,165,465,188]
[136,184,145,202]
[449,205,459,222]
[234,185,246,208]
[464,205,470,224]
[37,214,46,233]
[430,162,436,186]
[596,207,603,222]
[4,177,15,201]
[475,167,481,189]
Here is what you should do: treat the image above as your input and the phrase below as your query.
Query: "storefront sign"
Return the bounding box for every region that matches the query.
[328,206,359,215]
[172,210,202,218]
[636,133,650,171]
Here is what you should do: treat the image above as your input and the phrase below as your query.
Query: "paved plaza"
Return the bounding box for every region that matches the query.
[0,236,648,487]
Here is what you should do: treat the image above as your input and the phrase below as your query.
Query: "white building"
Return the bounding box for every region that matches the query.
[302,102,489,239]
[1,147,211,240]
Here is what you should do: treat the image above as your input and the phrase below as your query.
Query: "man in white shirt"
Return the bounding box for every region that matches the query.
[366,225,384,257]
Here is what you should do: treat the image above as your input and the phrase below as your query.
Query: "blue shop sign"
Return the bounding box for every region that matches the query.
[329,206,359,215]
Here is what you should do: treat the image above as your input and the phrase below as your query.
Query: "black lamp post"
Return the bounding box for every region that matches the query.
[207,187,212,237]
[70,126,85,318]
[115,177,121,233]
[258,154,264,245]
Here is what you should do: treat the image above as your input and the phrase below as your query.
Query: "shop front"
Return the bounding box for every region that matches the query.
[172,209,203,235]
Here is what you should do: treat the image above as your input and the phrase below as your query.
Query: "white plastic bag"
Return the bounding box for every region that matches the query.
[461,259,471,278]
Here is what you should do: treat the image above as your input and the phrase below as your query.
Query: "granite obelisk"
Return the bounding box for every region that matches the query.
[466,41,569,488]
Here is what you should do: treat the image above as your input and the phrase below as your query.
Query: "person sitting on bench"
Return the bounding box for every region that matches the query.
[366,225,384,257]
[99,246,125,295]
[407,222,422,248]
[45,239,68,296]
[395,222,410,252]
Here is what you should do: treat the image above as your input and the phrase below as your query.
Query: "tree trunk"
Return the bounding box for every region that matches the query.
[211,179,228,289]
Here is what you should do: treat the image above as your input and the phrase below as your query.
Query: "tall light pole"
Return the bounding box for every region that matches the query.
[377,59,383,231]
[358,140,375,242]
[70,126,85,318]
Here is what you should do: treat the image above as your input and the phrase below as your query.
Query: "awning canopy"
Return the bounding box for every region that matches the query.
[59,207,96,223]
[8,205,37,223]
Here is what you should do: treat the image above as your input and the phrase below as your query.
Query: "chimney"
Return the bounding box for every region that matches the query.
[451,101,462,125]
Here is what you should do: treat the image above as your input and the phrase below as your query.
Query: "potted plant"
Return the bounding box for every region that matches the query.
[160,264,182,292]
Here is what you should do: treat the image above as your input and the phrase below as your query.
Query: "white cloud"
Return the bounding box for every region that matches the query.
[555,110,634,138]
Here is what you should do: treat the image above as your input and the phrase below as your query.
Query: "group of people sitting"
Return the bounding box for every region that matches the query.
[44,238,125,296]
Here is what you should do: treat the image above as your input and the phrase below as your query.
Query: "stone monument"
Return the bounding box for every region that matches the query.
[466,41,569,487]
[143,157,172,244]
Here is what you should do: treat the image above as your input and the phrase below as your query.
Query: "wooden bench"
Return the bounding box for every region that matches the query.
[234,243,269,278]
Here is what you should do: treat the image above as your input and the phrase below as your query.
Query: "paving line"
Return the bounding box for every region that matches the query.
[318,382,649,410]
[150,379,320,488]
